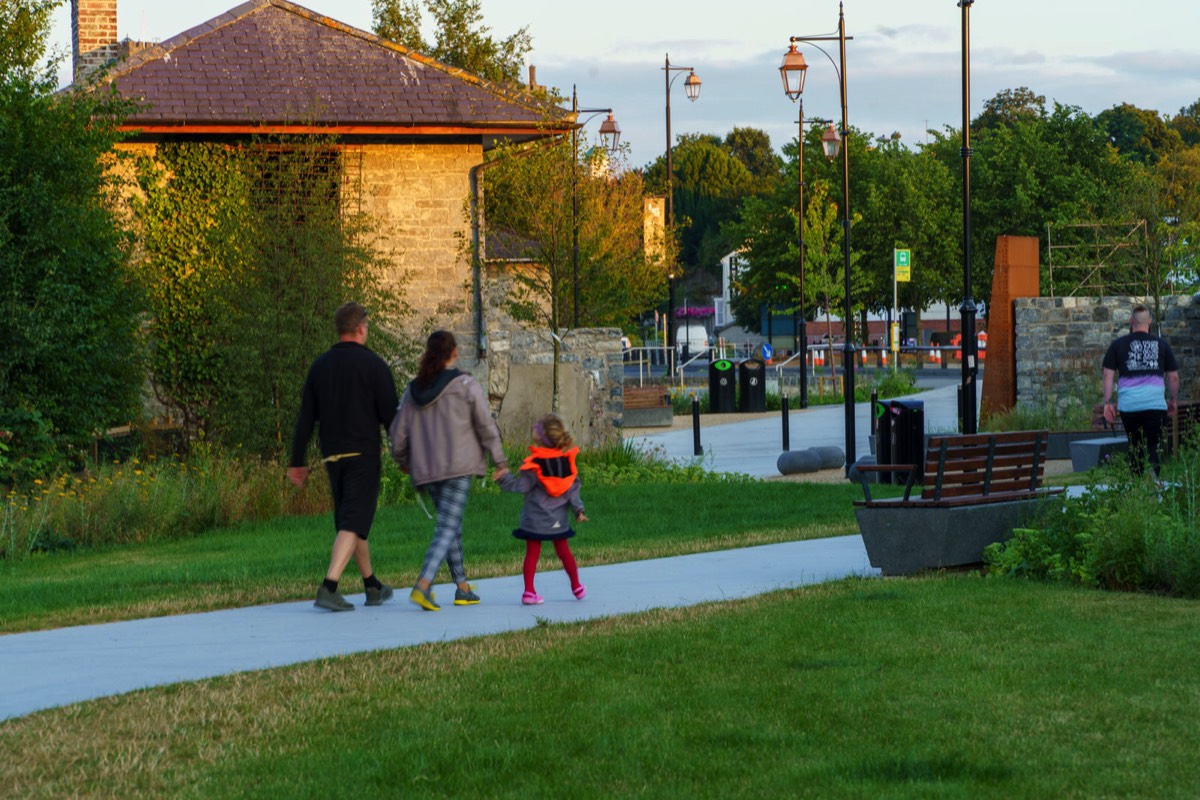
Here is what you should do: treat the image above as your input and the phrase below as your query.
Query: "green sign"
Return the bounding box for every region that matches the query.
[894,249,912,282]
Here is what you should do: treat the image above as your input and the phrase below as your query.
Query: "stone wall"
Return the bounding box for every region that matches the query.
[475,327,624,448]
[1014,295,1200,414]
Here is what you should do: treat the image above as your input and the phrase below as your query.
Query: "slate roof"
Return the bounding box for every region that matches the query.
[101,0,570,137]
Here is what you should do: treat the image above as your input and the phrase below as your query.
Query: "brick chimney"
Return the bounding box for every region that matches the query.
[71,0,119,80]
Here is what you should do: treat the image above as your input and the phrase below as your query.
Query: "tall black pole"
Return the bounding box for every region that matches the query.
[664,54,674,231]
[571,86,580,329]
[838,4,855,470]
[797,101,809,408]
[959,0,978,434]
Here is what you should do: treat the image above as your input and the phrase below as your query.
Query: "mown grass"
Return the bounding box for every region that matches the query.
[0,480,875,633]
[3,577,1198,799]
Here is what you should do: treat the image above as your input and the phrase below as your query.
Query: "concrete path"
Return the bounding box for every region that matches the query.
[628,380,967,479]
[0,536,877,721]
[0,379,977,722]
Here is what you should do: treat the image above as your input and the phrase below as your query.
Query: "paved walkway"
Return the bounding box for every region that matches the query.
[0,536,876,721]
[0,381,973,722]
[631,380,966,478]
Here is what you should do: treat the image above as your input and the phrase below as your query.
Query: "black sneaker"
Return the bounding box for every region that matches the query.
[315,585,354,612]
[365,583,394,607]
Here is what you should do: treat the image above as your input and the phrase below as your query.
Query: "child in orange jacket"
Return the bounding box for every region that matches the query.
[494,413,588,604]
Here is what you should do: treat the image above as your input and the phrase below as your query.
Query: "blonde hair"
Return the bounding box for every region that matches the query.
[535,413,574,450]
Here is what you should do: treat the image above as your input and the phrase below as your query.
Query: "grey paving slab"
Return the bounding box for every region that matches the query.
[0,535,877,721]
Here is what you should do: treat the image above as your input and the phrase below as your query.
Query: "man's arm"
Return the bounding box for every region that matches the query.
[1102,367,1117,424]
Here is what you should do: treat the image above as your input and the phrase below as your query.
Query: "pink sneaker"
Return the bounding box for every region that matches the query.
[573,584,587,600]
[522,591,544,605]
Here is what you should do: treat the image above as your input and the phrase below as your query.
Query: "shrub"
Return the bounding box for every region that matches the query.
[986,441,1200,597]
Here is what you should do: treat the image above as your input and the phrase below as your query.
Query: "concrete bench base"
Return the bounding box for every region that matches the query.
[621,407,673,428]
[854,497,1044,576]
[1069,436,1128,472]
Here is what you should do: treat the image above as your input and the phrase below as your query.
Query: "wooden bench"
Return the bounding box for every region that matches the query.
[851,430,1063,575]
[621,386,673,428]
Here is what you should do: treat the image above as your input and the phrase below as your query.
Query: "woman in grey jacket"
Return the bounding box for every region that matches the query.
[390,331,507,610]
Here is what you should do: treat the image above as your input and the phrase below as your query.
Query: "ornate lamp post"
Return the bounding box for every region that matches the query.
[786,2,856,470]
[958,0,979,433]
[662,55,700,373]
[780,46,833,409]
[571,85,621,329]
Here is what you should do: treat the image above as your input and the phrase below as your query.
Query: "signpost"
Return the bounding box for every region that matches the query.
[892,249,912,369]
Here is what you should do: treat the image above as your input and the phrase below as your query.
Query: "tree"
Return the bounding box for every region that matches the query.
[0,0,56,79]
[1096,102,1183,165]
[1,3,143,484]
[973,86,1045,131]
[482,136,662,407]
[371,0,532,85]
[131,136,416,457]
[1171,98,1200,148]
[724,126,780,195]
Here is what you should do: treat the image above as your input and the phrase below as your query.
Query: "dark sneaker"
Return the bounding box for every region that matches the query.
[409,585,440,611]
[315,585,354,612]
[454,586,481,605]
[364,583,394,607]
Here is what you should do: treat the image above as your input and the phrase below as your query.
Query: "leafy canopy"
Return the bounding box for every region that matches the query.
[371,0,532,84]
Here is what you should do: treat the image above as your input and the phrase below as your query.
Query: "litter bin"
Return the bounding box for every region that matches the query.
[886,399,925,482]
[708,358,736,413]
[738,358,767,412]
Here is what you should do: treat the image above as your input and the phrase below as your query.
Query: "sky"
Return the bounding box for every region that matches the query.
[51,0,1200,168]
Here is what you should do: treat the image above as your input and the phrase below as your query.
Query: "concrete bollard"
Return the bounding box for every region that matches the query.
[776,449,823,475]
[812,446,846,469]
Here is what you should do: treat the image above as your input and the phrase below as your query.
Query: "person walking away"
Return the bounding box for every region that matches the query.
[288,302,399,612]
[493,413,588,605]
[1102,304,1180,478]
[390,331,507,610]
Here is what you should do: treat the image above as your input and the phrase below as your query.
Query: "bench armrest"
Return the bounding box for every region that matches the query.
[852,463,919,502]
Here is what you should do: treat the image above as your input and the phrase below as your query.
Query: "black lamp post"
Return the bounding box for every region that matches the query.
[786,2,855,471]
[958,0,979,434]
[662,55,700,376]
[780,45,834,410]
[663,55,701,232]
[571,85,621,329]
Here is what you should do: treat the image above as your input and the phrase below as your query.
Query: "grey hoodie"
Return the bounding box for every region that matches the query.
[389,370,506,487]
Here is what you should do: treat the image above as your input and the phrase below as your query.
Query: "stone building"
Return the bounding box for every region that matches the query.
[71,0,626,445]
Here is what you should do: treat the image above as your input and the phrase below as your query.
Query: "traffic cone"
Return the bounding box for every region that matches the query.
[881,350,888,367]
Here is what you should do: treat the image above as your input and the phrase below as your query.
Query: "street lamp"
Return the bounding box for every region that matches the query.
[663,54,701,232]
[785,2,855,471]
[662,55,700,373]
[571,85,621,328]
[780,44,833,409]
[958,0,979,434]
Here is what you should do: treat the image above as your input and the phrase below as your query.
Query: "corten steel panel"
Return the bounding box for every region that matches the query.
[982,235,1040,418]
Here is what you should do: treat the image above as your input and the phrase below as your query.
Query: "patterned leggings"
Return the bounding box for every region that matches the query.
[418,476,472,585]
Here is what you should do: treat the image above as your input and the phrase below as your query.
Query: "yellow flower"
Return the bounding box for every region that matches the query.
[33,479,43,485]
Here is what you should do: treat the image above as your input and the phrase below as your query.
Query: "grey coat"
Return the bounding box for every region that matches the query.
[389,372,506,487]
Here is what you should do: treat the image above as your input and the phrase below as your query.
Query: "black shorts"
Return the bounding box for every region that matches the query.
[325,455,381,540]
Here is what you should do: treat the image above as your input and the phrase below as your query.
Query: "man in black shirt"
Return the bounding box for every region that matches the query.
[288,302,400,611]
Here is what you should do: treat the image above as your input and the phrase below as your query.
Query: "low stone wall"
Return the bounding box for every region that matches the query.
[478,327,624,448]
[1014,295,1200,413]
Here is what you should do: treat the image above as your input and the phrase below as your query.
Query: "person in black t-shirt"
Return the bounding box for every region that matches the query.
[1101,304,1180,477]
[288,302,399,611]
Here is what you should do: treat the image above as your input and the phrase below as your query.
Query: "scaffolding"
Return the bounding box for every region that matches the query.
[1046,220,1149,297]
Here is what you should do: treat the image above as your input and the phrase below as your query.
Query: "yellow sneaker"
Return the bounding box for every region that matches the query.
[454,585,481,605]
[409,586,440,611]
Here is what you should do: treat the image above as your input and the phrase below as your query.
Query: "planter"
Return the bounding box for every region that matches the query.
[1045,431,1104,461]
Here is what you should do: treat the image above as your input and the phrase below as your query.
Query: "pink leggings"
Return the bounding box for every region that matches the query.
[523,540,580,594]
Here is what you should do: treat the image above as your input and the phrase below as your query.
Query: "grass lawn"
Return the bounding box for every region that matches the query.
[0,480,876,633]
[3,576,1198,799]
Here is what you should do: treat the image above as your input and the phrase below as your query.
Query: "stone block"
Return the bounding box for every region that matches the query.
[1070,436,1128,472]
